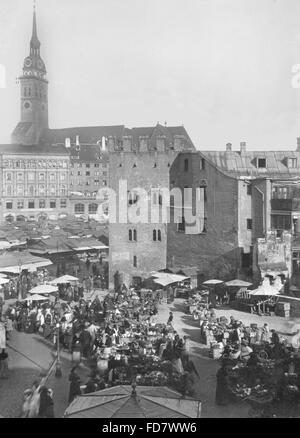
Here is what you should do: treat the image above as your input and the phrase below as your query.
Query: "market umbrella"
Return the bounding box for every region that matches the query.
[49,275,79,285]
[23,294,49,302]
[202,279,224,285]
[225,279,252,287]
[64,385,201,418]
[29,284,58,295]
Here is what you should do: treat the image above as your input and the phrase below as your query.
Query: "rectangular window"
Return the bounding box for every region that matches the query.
[184,159,189,171]
[247,219,253,230]
[17,185,23,196]
[288,158,297,168]
[86,164,90,168]
[49,173,55,182]
[78,171,81,176]
[6,202,13,210]
[17,172,24,181]
[60,199,67,208]
[28,172,35,182]
[272,186,288,199]
[28,201,35,209]
[257,158,266,168]
[86,171,90,176]
[50,200,56,209]
[129,229,137,241]
[17,200,24,209]
[39,200,46,209]
[177,217,186,232]
[94,164,100,168]
[133,255,137,268]
[39,173,45,182]
[200,158,205,170]
[247,185,252,195]
[6,173,12,181]
[271,214,291,230]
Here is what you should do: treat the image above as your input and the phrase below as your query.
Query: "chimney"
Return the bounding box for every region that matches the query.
[226,143,232,152]
[65,138,71,148]
[297,137,300,151]
[240,142,246,153]
[76,135,80,146]
[101,136,107,151]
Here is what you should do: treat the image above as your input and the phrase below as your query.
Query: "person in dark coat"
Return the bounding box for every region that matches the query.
[215,365,231,406]
[38,387,55,418]
[68,368,81,403]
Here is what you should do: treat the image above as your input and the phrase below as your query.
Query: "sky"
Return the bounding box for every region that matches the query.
[1,0,300,150]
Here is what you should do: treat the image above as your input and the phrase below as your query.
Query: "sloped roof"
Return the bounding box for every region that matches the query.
[0,143,69,155]
[200,150,300,179]
[126,124,195,151]
[42,126,125,144]
[70,144,109,162]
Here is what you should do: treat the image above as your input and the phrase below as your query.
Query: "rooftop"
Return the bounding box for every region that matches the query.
[199,149,300,179]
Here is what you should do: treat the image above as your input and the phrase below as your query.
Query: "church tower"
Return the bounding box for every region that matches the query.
[11,5,49,145]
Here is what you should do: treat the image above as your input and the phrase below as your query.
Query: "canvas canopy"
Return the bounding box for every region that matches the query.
[225,279,252,287]
[152,273,190,287]
[0,251,52,273]
[49,275,79,285]
[64,385,201,418]
[29,284,58,295]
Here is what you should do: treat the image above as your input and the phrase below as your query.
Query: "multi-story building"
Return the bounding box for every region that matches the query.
[108,124,196,288]
[167,141,300,286]
[42,127,125,219]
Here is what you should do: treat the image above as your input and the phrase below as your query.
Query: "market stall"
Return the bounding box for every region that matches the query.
[64,384,201,418]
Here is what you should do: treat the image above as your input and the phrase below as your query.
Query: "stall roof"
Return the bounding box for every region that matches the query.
[0,251,52,273]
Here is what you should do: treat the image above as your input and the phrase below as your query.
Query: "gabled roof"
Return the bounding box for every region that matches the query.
[200,150,300,179]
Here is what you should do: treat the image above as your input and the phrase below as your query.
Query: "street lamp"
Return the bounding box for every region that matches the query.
[55,322,62,377]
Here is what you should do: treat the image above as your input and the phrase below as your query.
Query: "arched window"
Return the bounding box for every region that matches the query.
[29,185,34,196]
[75,203,85,214]
[39,185,45,195]
[88,203,98,214]
[133,229,137,241]
[60,185,66,196]
[158,230,162,241]
[153,230,157,241]
[129,229,132,241]
[133,256,137,268]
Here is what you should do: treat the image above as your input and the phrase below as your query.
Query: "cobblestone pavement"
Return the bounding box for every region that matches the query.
[0,330,56,418]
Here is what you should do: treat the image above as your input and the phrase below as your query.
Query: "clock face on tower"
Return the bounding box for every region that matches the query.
[25,58,32,67]
[23,101,31,110]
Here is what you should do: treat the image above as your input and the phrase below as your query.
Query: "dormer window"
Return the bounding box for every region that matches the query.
[257,158,266,168]
[287,158,297,168]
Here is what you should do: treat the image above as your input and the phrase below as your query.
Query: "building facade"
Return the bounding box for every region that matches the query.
[108,124,196,288]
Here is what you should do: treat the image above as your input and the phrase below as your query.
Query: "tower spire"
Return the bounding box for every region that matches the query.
[30,1,40,53]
